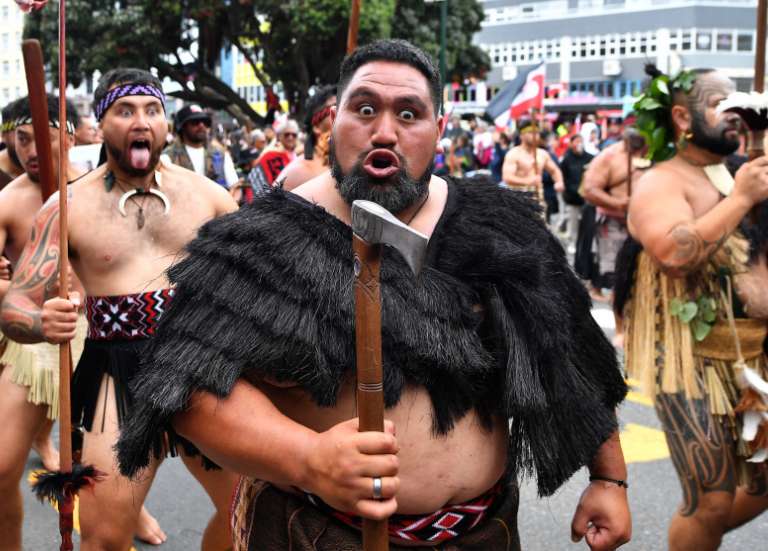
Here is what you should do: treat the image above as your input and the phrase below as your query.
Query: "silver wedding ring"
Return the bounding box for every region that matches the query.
[372,476,383,500]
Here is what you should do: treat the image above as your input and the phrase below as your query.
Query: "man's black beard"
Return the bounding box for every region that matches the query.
[183,129,207,146]
[689,110,740,157]
[106,141,162,177]
[329,140,431,214]
[7,145,21,169]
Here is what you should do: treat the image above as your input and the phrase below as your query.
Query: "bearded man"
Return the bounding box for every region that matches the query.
[0,69,239,551]
[163,104,239,190]
[0,93,85,551]
[116,40,631,551]
[622,66,768,551]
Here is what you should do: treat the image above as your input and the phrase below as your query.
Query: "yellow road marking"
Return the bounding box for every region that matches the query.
[27,470,138,551]
[620,423,669,463]
[624,378,654,407]
[626,390,654,407]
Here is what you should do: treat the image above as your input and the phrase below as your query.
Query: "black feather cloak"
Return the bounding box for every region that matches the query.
[117,177,627,497]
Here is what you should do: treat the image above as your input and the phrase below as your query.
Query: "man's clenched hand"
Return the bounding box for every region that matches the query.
[303,417,400,521]
[571,480,631,550]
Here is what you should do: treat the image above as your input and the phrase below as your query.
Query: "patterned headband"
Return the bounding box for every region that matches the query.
[311,105,333,128]
[95,83,165,121]
[13,116,76,135]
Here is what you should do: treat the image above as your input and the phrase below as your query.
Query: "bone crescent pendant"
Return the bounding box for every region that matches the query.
[118,188,171,217]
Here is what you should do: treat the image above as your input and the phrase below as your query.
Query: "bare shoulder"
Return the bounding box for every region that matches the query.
[506,146,523,159]
[291,171,333,205]
[280,159,327,192]
[632,160,685,199]
[0,175,40,223]
[67,165,110,210]
[160,160,237,214]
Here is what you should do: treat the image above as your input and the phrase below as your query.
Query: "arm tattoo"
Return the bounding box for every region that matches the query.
[660,223,726,275]
[0,205,60,342]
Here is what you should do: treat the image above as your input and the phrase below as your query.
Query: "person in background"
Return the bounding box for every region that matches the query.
[278,85,336,191]
[490,130,511,184]
[560,134,594,252]
[163,104,239,190]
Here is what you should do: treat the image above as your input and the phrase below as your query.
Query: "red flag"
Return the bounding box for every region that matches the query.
[485,62,546,129]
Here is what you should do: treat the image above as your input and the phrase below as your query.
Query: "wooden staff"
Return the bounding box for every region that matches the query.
[20,42,56,201]
[625,135,633,199]
[347,0,361,54]
[748,0,767,227]
[750,0,768,161]
[56,0,73,502]
[22,2,87,548]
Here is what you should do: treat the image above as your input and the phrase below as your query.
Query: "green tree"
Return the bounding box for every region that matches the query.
[392,0,489,84]
[25,0,488,123]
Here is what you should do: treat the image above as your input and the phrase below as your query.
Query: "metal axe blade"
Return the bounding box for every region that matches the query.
[351,200,429,276]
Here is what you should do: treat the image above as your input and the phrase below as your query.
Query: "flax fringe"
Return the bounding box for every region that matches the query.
[1,317,87,420]
[625,253,698,400]
[625,253,658,399]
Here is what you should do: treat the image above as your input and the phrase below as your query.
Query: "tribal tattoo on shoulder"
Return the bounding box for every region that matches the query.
[660,223,726,275]
[1,204,61,342]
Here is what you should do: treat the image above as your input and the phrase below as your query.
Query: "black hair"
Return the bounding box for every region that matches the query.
[15,94,79,131]
[338,39,442,117]
[93,68,163,116]
[303,84,337,160]
[1,98,21,131]
[518,119,537,131]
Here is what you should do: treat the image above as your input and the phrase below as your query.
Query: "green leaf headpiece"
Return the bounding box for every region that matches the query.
[633,66,696,163]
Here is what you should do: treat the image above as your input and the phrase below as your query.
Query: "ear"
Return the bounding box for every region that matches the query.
[329,105,337,126]
[670,104,691,134]
[436,113,447,150]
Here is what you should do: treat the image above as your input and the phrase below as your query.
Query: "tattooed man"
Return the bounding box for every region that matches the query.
[502,119,564,214]
[623,67,768,551]
[0,70,238,551]
[0,94,84,551]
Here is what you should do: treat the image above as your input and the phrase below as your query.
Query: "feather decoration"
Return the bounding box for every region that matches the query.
[32,463,103,505]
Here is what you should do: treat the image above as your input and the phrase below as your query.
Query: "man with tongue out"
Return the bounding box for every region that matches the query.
[0,68,239,551]
[113,40,631,551]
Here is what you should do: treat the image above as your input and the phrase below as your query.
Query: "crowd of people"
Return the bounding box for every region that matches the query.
[0,23,766,551]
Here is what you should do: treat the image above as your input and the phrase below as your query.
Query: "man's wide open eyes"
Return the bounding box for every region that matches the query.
[359,105,375,117]
[399,109,415,121]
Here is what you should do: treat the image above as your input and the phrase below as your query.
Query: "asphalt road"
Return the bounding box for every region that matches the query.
[20,303,768,550]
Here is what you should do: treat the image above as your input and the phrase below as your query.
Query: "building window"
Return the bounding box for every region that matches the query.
[737,33,753,52]
[696,31,712,51]
[681,31,692,51]
[717,32,733,52]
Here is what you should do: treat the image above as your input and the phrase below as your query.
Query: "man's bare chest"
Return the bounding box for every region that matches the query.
[70,194,213,271]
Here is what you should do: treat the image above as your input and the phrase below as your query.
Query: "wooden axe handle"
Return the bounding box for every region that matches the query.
[353,235,389,551]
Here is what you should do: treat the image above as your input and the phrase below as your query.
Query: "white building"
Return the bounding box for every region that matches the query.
[0,0,27,107]
[454,0,759,114]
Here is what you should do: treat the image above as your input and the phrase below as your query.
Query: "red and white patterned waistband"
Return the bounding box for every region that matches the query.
[85,289,175,341]
[305,479,505,545]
